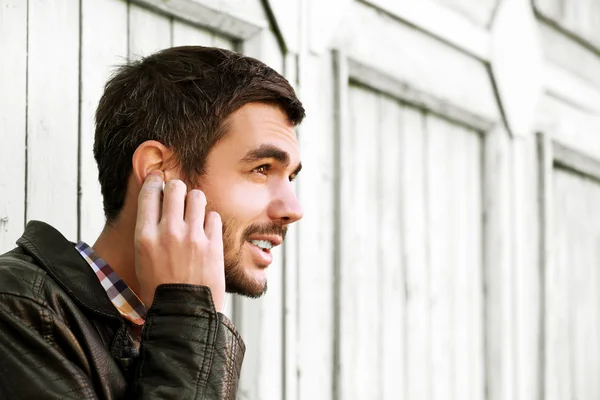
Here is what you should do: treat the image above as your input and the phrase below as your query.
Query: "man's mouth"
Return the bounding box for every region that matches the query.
[248,240,274,251]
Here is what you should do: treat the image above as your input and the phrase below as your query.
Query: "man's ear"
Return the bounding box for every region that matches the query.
[131,140,176,185]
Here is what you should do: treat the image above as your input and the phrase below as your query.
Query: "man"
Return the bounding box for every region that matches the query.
[0,46,305,399]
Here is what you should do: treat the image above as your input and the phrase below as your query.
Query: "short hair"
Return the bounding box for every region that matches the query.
[94,46,305,221]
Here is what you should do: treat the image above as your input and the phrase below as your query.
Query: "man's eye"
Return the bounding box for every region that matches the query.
[254,164,271,175]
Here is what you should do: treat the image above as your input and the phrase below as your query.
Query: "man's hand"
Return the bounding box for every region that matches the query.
[134,171,225,311]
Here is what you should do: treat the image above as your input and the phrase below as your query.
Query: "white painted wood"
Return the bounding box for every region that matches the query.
[307,0,353,54]
[265,0,300,53]
[553,141,600,181]
[534,0,600,51]
[172,19,214,46]
[362,0,491,61]
[26,0,79,239]
[282,51,300,400]
[129,4,172,61]
[512,133,542,400]
[484,126,515,400]
[340,85,380,400]
[295,52,335,400]
[130,0,266,40]
[543,64,600,115]
[79,0,128,243]
[458,124,485,400]
[335,1,500,126]
[0,0,27,252]
[378,95,405,400]
[426,115,454,400]
[537,20,600,91]
[235,28,285,400]
[401,107,430,400]
[430,0,499,27]
[490,0,543,137]
[212,34,235,51]
[536,94,600,158]
[348,59,496,133]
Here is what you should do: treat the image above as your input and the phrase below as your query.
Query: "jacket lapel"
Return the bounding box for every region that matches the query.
[16,220,120,321]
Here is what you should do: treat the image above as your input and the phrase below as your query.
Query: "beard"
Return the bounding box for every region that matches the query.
[218,213,287,298]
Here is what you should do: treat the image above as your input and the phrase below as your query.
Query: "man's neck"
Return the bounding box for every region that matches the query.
[93,216,141,299]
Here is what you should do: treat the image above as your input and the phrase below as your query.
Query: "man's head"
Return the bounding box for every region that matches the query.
[94,46,305,298]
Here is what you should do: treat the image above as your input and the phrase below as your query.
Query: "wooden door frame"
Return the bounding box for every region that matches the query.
[536,131,600,400]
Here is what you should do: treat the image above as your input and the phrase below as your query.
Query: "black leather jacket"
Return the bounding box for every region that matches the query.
[0,221,245,399]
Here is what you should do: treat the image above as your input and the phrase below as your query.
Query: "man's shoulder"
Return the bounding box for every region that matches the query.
[0,246,51,301]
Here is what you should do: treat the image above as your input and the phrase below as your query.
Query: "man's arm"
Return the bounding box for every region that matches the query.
[0,285,244,399]
[131,284,245,399]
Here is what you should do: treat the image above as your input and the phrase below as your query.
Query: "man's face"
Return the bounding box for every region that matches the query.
[198,103,303,298]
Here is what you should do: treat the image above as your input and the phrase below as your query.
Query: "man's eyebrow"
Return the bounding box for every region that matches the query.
[240,144,291,166]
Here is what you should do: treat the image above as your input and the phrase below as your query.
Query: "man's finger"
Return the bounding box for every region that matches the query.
[136,171,164,230]
[184,189,207,227]
[204,211,222,245]
[161,180,187,223]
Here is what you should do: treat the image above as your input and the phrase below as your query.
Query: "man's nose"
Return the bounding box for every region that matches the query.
[268,184,303,225]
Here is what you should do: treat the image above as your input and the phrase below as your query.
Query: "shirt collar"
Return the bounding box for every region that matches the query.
[75,241,147,325]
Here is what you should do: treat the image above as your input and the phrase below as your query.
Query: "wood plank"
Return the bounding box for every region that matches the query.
[537,20,600,91]
[552,140,600,183]
[27,0,79,239]
[129,4,172,61]
[401,107,430,400]
[426,115,454,400]
[213,34,235,51]
[79,0,128,242]
[484,126,514,400]
[362,0,491,61]
[378,95,405,400]
[550,169,600,400]
[337,1,500,126]
[296,52,335,400]
[130,0,265,40]
[455,124,485,400]
[512,134,542,400]
[432,0,499,27]
[348,59,496,133]
[534,0,600,51]
[340,85,380,400]
[0,0,27,252]
[172,19,214,46]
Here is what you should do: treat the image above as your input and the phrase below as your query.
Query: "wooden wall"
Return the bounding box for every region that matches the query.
[2,0,600,399]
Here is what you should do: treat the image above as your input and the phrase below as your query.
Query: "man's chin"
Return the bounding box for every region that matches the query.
[225,270,268,298]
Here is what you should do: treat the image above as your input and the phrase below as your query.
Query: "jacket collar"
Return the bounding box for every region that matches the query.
[17,220,120,321]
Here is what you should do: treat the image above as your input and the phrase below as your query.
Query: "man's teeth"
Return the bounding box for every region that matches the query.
[249,240,274,250]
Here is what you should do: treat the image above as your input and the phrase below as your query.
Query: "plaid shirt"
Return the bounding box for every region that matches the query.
[75,242,147,328]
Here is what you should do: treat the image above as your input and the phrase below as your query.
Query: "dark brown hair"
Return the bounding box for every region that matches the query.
[94,46,305,222]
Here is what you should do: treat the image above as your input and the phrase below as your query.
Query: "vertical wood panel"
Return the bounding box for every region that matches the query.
[129,4,172,61]
[402,108,430,400]
[296,52,335,400]
[0,0,27,252]
[545,165,572,400]
[236,29,285,400]
[378,96,405,400]
[426,115,453,400]
[550,168,600,400]
[340,85,380,400]
[27,0,79,239]
[80,0,128,242]
[213,35,235,51]
[457,125,485,400]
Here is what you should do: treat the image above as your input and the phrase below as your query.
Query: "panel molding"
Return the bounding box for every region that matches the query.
[346,58,497,133]
[361,0,491,62]
[130,0,266,40]
[552,140,600,183]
